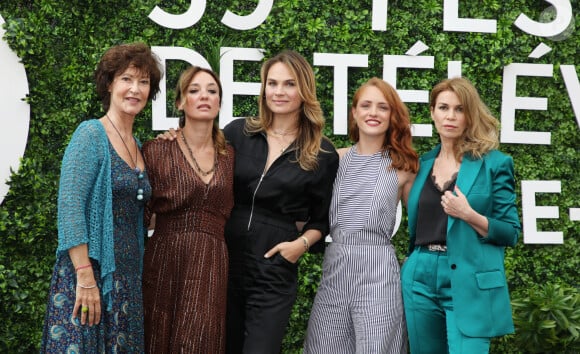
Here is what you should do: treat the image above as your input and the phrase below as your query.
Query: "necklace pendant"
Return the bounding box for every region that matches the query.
[136,171,145,201]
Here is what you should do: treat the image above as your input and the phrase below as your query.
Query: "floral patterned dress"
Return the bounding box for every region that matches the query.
[40,143,151,353]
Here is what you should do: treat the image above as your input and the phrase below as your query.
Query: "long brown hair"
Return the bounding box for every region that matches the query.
[430,77,499,159]
[349,77,418,173]
[245,50,327,171]
[175,66,227,155]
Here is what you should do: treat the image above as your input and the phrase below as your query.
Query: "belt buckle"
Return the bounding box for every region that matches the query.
[428,244,447,252]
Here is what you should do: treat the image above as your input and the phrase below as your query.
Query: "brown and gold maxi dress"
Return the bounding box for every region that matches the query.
[141,138,234,354]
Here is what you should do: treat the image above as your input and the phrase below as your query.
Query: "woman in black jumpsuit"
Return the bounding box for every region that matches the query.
[223,50,339,354]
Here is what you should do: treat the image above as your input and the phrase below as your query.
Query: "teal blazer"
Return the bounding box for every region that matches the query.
[407,145,521,337]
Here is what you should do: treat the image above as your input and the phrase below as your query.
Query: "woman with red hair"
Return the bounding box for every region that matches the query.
[304,77,418,353]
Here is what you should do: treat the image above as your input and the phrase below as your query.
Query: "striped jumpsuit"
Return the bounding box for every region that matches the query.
[304,146,407,354]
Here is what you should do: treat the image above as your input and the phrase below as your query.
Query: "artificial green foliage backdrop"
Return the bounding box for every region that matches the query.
[0,1,578,352]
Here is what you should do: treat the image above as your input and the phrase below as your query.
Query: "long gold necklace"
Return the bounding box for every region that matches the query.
[106,114,138,171]
[181,131,217,177]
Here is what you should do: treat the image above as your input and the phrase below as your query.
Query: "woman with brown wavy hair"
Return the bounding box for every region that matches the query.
[304,77,418,353]
[222,50,339,353]
[142,66,234,353]
[401,77,520,353]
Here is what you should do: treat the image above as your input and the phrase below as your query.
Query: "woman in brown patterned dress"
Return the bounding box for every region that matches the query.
[141,66,234,353]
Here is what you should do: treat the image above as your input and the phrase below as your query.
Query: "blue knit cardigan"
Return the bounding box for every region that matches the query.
[56,119,145,310]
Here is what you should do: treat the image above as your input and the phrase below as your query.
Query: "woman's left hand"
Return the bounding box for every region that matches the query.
[441,186,472,221]
[264,240,305,264]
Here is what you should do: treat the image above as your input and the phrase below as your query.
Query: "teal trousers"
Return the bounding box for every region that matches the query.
[401,246,491,354]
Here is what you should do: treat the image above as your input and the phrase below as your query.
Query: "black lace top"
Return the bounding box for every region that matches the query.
[415,168,457,246]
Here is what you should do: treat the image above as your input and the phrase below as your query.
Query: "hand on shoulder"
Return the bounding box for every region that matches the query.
[156,127,180,141]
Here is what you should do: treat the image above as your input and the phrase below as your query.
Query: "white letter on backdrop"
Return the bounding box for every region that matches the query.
[383,55,434,137]
[500,63,553,144]
[151,46,211,131]
[521,180,563,244]
[448,61,462,78]
[219,47,264,128]
[443,0,497,33]
[560,65,580,130]
[222,0,273,30]
[313,53,368,135]
[514,0,572,37]
[0,14,30,203]
[371,0,388,31]
[149,0,205,29]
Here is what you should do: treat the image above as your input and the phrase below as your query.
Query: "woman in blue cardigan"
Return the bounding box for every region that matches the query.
[41,43,162,353]
[401,77,521,353]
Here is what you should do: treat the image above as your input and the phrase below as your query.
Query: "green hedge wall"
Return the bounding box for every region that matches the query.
[0,1,578,352]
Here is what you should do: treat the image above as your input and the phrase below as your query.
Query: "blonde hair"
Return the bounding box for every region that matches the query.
[430,77,499,159]
[245,50,326,171]
[349,77,418,173]
[175,66,228,155]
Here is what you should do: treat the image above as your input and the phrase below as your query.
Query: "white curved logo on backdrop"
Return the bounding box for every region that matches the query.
[0,14,30,203]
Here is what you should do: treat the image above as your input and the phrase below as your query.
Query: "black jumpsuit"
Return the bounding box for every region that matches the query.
[223,118,339,354]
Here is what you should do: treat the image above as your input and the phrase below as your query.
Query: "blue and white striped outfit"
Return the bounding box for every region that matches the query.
[304,145,407,354]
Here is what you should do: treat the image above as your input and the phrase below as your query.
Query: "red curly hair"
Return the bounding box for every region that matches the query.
[349,77,418,173]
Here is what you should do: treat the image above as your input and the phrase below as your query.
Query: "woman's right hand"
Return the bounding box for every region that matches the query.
[73,269,101,326]
[156,127,179,140]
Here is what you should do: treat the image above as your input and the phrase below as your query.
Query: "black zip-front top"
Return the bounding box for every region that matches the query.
[223,118,339,238]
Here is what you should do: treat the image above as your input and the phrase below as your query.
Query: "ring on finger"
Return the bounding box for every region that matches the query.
[82,306,89,313]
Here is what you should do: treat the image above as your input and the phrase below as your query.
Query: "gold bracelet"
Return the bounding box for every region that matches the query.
[77,283,98,289]
[299,236,310,251]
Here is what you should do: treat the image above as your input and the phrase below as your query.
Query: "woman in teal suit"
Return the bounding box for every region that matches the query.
[401,77,521,353]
